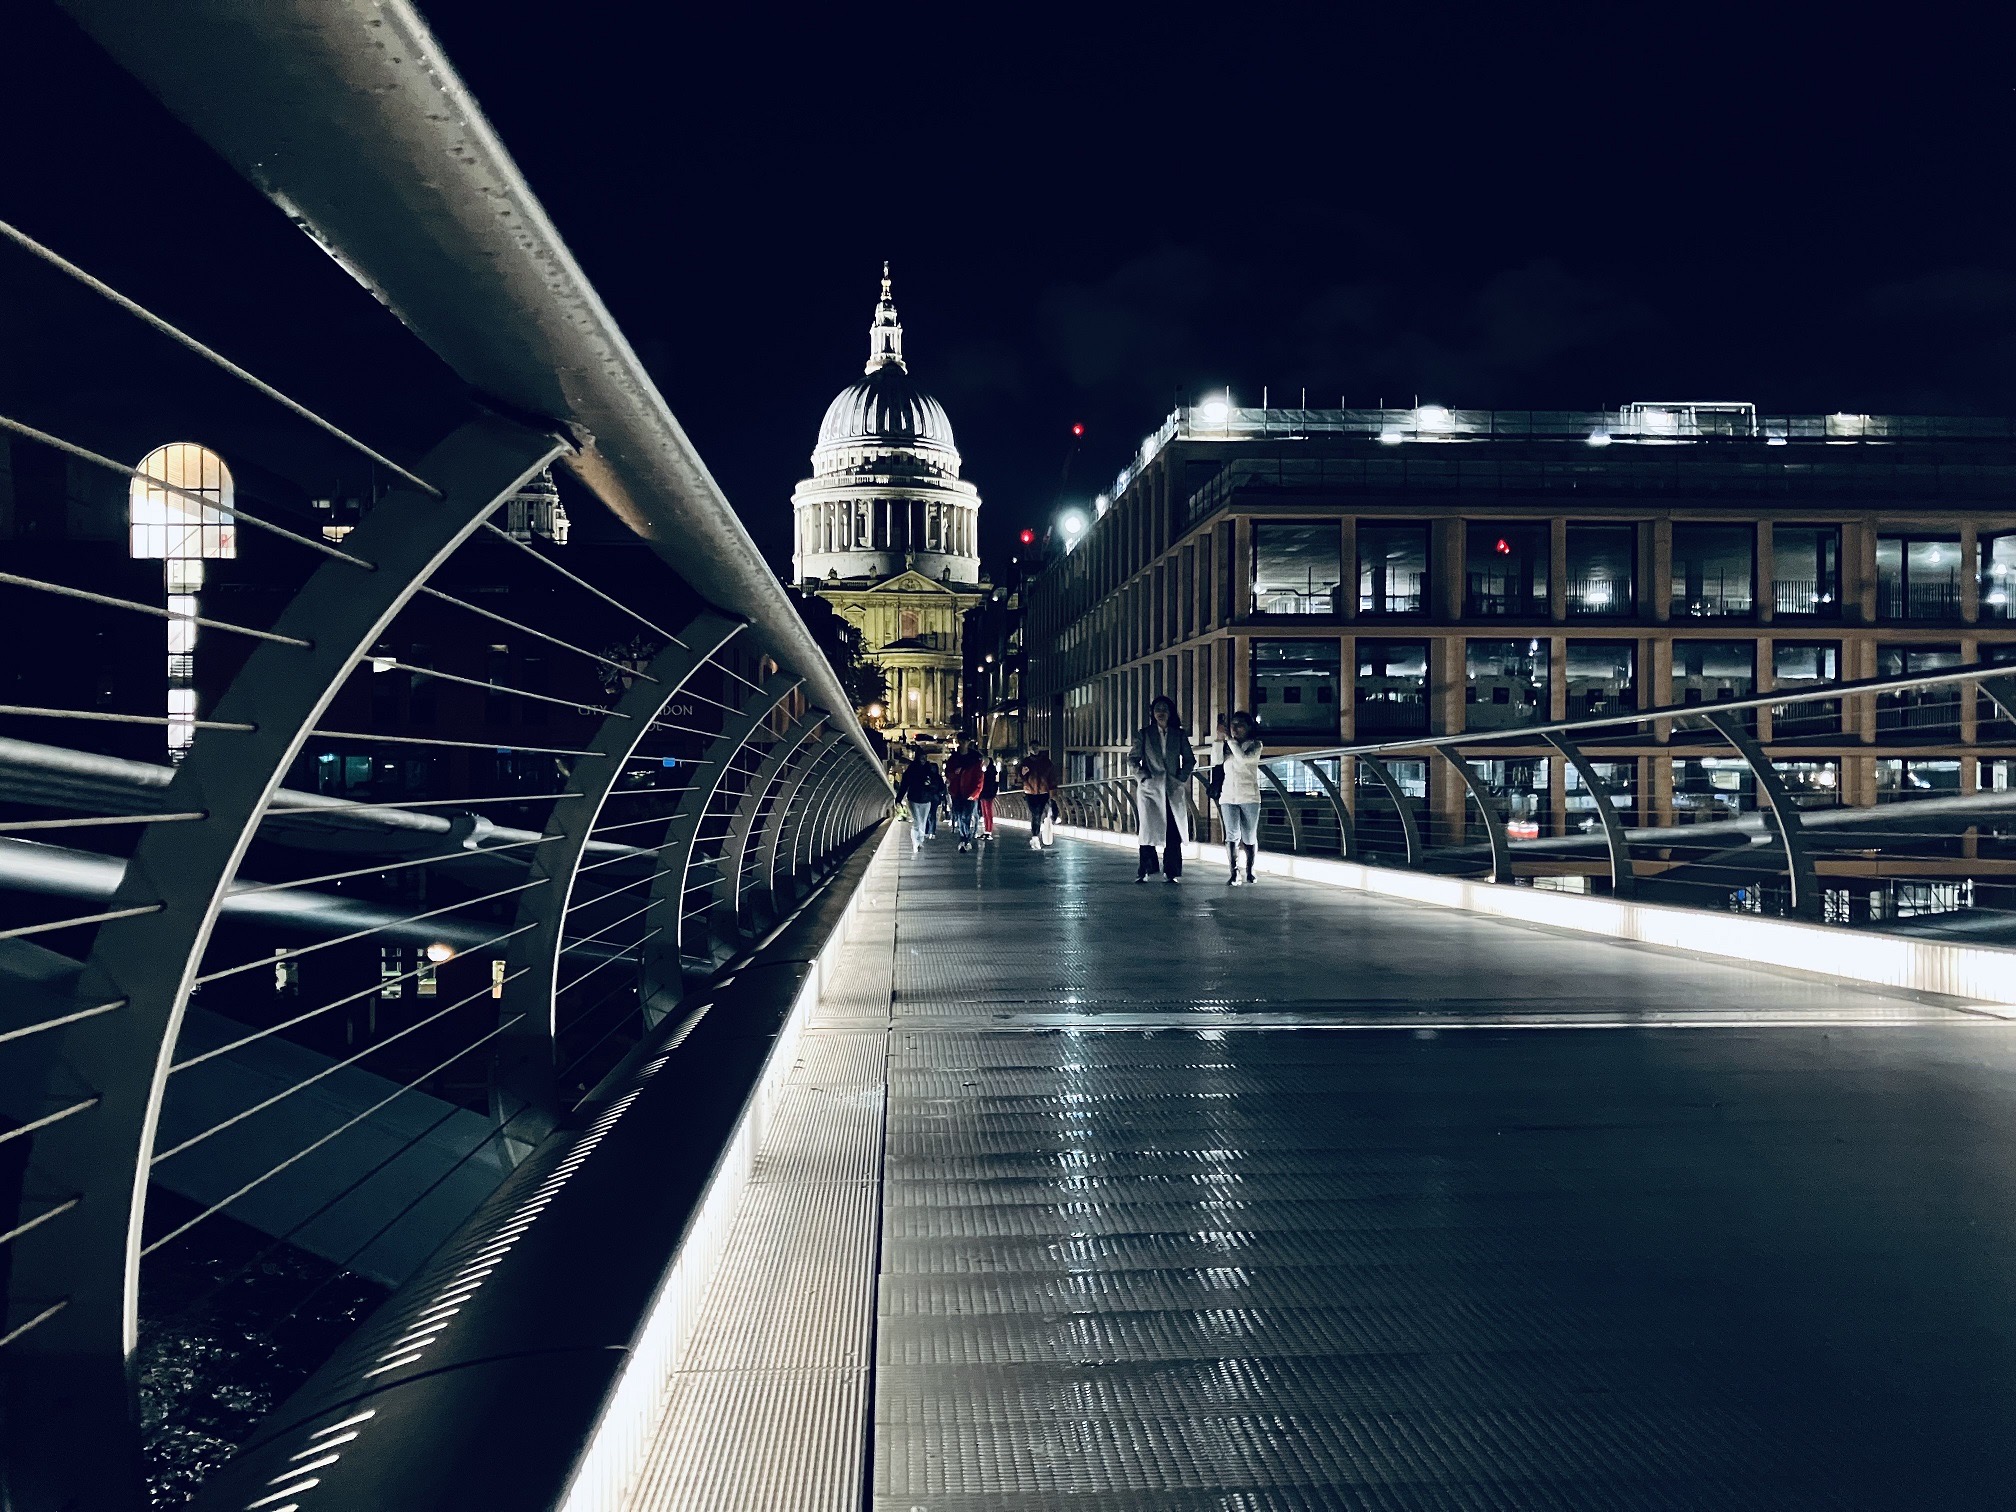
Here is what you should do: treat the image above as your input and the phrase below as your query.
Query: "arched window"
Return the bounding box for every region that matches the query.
[130,443,235,563]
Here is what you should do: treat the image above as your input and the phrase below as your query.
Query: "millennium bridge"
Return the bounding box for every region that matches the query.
[4,5,2016,1510]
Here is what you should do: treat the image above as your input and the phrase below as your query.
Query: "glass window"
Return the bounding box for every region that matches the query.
[1251,639,1340,740]
[1252,522,1341,615]
[1357,522,1428,616]
[1876,535,1961,620]
[1354,638,1428,738]
[1674,641,1754,705]
[1564,640,1635,719]
[1566,524,1635,617]
[1981,534,2016,620]
[1464,521,1548,617]
[1774,760,1842,810]
[1672,757,1754,822]
[1770,641,1840,739]
[1979,643,2016,740]
[1564,758,1637,830]
[1470,757,1551,840]
[1772,526,1840,617]
[1875,758,1963,802]
[1465,638,1550,732]
[1670,524,1754,618]
[1355,755,1428,861]
[1876,643,1962,738]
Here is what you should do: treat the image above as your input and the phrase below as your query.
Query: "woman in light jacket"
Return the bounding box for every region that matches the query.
[1212,710,1265,885]
[1128,695,1196,883]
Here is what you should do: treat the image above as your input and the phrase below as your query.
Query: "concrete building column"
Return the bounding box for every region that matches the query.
[1434,518,1465,621]
[1757,522,1776,623]
[1549,518,1568,622]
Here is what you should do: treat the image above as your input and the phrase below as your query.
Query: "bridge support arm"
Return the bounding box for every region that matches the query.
[1256,763,1304,854]
[2,419,564,1510]
[1300,757,1356,859]
[1702,711,1820,919]
[1438,751,1513,884]
[1542,732,1637,898]
[492,613,741,1142]
[1356,755,1424,868]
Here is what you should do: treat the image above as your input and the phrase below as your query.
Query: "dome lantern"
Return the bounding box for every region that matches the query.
[867,260,905,374]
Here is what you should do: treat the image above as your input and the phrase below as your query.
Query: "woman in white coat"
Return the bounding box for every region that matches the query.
[1212,710,1265,885]
[1128,695,1196,883]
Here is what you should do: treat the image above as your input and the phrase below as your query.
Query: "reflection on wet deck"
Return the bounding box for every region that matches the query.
[635,828,2016,1511]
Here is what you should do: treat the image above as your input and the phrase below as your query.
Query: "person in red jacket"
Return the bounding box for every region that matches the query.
[945,740,987,852]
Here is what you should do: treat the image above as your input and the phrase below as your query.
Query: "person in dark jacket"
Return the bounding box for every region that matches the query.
[1128,694,1196,882]
[923,755,946,837]
[897,754,937,854]
[979,758,1000,840]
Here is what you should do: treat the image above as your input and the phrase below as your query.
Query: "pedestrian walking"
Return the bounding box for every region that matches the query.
[979,758,999,839]
[1129,694,1196,883]
[923,755,946,838]
[897,753,937,854]
[1211,710,1265,885]
[946,740,985,851]
[1017,747,1058,851]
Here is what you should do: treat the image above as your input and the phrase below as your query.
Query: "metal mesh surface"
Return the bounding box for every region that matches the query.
[866,831,2016,1510]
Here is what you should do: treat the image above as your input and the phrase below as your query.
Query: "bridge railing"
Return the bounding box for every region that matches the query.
[0,4,889,1507]
[1055,663,2016,934]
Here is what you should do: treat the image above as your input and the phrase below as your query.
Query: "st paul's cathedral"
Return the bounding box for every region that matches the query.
[791,267,982,746]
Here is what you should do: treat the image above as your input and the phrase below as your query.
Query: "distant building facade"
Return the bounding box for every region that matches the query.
[791,268,982,745]
[1023,401,2016,850]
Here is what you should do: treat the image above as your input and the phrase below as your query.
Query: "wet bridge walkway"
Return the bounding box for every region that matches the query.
[624,827,2016,1511]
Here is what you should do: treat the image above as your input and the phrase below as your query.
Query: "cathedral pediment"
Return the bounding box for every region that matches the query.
[864,570,966,595]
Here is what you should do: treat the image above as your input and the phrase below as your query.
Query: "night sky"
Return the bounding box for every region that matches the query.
[7,4,2016,578]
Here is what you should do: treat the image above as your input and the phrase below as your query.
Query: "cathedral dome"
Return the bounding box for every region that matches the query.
[809,264,961,476]
[816,365,956,455]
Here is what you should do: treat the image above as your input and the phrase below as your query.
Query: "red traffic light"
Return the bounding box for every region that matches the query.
[1019,528,1036,545]
[1070,422,1085,437]
[1494,537,1511,555]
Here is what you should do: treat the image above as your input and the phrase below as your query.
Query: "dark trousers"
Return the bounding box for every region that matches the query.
[1025,793,1050,830]
[1138,810,1183,878]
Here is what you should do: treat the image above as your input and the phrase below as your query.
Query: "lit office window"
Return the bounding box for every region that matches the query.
[129,443,235,562]
[1564,641,1635,718]
[1674,640,1754,705]
[1464,639,1549,732]
[1876,643,1962,738]
[1875,758,1963,802]
[1355,755,1428,861]
[1250,639,1340,739]
[1566,524,1634,617]
[1354,638,1428,737]
[1357,522,1428,616]
[1771,642,1841,739]
[1671,757,1754,822]
[1983,533,2016,620]
[1464,522,1547,617]
[1564,758,1637,829]
[1774,760,1843,809]
[1470,756,1551,839]
[1772,525,1840,617]
[1670,524,1753,618]
[1252,522,1341,614]
[1876,535,1961,620]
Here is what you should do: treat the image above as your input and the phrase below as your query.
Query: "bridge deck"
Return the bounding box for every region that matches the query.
[624,827,2016,1510]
